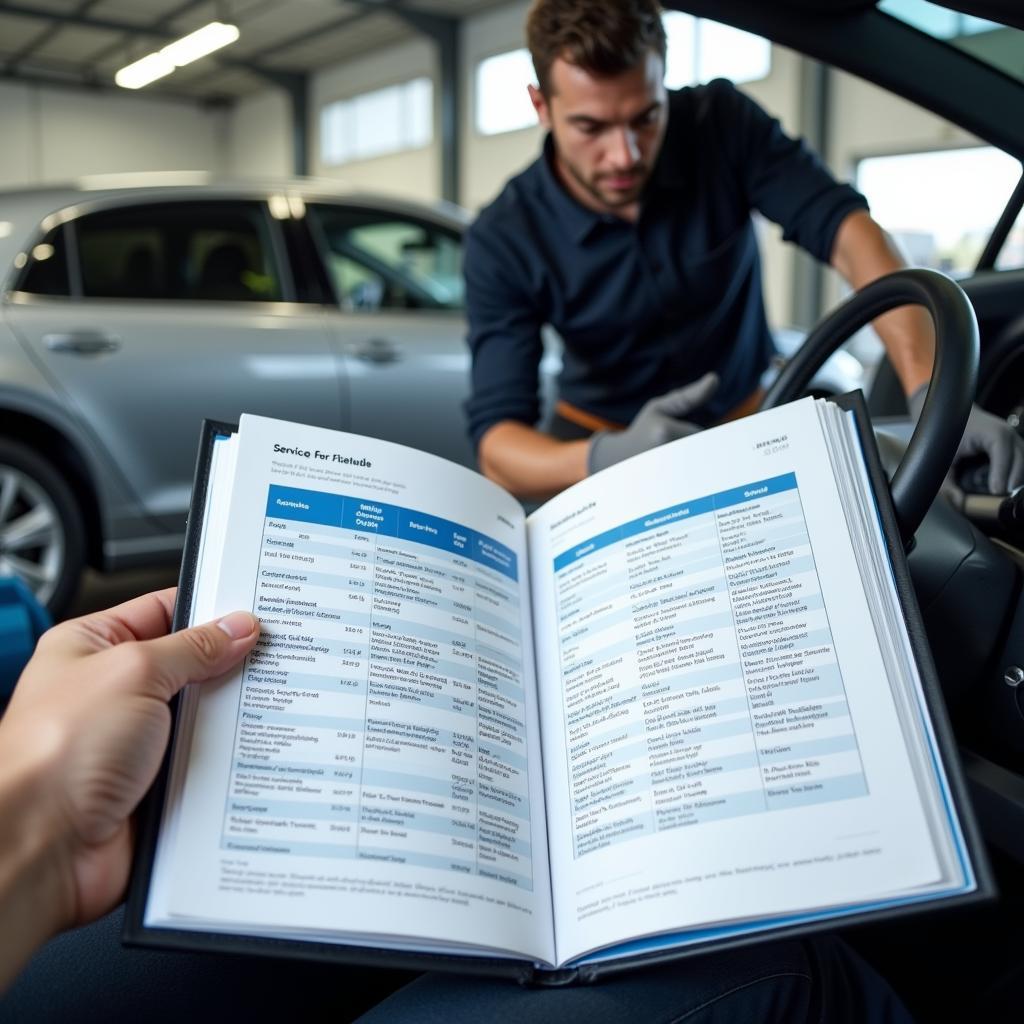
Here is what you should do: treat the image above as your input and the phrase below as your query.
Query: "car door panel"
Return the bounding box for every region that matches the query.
[6,299,344,531]
[332,309,475,468]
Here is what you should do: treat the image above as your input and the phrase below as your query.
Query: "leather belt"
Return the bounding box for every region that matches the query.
[555,385,766,434]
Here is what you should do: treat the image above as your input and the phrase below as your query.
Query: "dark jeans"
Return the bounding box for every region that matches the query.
[1,906,911,1023]
[355,933,911,1024]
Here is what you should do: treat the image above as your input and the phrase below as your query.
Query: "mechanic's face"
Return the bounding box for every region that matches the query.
[530,50,668,219]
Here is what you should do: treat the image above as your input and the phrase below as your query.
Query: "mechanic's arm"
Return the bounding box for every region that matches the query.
[478,422,589,499]
[479,375,721,499]
[830,208,934,396]
[0,590,259,991]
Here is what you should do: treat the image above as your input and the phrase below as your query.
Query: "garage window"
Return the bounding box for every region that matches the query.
[662,12,771,89]
[474,16,771,137]
[320,78,433,166]
[475,49,537,136]
[856,147,1024,274]
[73,202,284,301]
[310,205,463,311]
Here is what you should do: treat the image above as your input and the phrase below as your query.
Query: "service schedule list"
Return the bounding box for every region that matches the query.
[553,473,869,859]
[221,484,533,891]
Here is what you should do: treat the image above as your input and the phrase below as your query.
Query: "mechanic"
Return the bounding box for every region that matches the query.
[468,0,1024,499]
[0,590,911,1021]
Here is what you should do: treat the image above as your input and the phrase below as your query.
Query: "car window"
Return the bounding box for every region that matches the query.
[856,148,1023,275]
[15,224,70,296]
[74,201,283,302]
[995,202,1024,271]
[310,205,463,311]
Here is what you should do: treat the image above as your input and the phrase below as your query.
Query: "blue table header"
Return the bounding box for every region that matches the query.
[265,485,518,581]
[553,473,797,572]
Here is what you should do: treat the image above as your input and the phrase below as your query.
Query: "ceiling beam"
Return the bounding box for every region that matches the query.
[168,6,376,93]
[0,1,178,40]
[0,63,232,107]
[77,0,208,72]
[0,0,296,89]
[6,0,102,71]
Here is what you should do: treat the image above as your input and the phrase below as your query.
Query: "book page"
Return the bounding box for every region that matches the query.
[527,398,946,966]
[156,415,554,965]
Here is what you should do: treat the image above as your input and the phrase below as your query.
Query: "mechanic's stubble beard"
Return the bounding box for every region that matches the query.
[557,148,651,212]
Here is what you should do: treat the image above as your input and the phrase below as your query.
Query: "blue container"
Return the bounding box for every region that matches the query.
[0,577,52,702]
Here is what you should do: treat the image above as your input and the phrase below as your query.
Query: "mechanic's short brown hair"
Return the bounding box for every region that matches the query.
[526,0,667,96]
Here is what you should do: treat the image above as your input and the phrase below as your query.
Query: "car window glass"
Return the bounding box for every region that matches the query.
[856,148,1022,275]
[329,256,388,311]
[16,225,70,296]
[311,205,463,311]
[995,202,1024,272]
[75,202,282,301]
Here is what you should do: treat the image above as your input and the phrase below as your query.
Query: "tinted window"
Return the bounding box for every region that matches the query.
[17,225,70,296]
[311,205,463,311]
[75,201,283,301]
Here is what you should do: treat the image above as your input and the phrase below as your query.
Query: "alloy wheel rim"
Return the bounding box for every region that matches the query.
[0,465,65,607]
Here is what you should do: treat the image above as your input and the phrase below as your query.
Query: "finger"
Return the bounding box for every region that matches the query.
[121,611,260,701]
[655,372,719,418]
[37,588,181,660]
[95,587,178,642]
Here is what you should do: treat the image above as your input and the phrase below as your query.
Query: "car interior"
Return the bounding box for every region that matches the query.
[667,1,1024,1016]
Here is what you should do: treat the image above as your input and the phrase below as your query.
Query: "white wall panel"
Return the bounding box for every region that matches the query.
[310,37,439,202]
[0,85,226,190]
[227,89,293,178]
[0,83,37,187]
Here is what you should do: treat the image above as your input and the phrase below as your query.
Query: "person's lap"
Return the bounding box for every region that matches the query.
[1,906,911,1024]
[355,933,911,1023]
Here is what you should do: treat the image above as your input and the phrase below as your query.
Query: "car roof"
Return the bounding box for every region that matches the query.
[0,176,470,278]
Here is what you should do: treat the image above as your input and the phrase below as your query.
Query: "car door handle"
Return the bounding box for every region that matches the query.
[352,338,401,364]
[43,332,121,355]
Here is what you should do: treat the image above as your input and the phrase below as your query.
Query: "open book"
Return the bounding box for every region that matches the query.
[126,394,988,983]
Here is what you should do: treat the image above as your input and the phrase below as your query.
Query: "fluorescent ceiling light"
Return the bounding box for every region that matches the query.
[115,52,175,89]
[115,21,239,89]
[160,22,240,67]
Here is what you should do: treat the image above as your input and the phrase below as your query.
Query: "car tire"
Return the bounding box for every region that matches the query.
[0,439,85,618]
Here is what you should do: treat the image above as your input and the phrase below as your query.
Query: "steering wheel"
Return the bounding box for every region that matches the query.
[760,268,979,545]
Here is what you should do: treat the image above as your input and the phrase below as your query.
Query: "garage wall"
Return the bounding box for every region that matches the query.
[309,37,440,202]
[0,81,227,190]
[227,89,293,179]
[460,0,543,212]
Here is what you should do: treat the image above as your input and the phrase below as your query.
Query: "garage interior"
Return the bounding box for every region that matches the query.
[1,2,1024,1021]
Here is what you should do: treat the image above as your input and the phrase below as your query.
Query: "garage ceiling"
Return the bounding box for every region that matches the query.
[0,0,508,104]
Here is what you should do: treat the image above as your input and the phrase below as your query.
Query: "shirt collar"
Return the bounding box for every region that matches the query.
[536,134,606,244]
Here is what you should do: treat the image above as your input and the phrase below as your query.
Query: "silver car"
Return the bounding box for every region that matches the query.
[0,179,502,612]
[0,177,858,614]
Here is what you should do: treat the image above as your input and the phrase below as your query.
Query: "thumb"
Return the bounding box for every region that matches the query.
[124,611,260,701]
[652,372,720,419]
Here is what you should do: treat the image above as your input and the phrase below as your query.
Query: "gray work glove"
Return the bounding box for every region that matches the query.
[587,373,719,474]
[908,383,1024,494]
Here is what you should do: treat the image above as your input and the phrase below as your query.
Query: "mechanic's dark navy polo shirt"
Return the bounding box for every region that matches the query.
[464,78,869,447]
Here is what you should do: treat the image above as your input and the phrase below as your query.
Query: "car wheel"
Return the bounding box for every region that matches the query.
[0,439,85,617]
